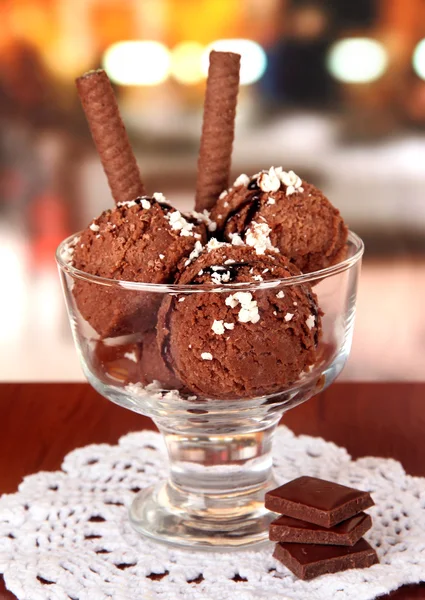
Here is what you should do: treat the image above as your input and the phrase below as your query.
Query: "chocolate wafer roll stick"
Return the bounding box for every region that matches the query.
[195,51,240,212]
[76,69,145,204]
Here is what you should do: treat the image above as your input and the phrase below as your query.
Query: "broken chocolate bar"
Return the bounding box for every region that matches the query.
[269,512,372,546]
[265,476,374,528]
[273,538,379,580]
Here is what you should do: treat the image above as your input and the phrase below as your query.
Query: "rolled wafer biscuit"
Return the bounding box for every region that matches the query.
[195,51,240,212]
[76,69,145,204]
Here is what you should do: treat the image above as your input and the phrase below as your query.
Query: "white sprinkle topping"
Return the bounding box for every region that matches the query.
[224,322,234,330]
[306,315,316,330]
[226,291,260,324]
[223,201,229,208]
[224,259,236,264]
[166,211,195,237]
[201,352,213,360]
[163,390,183,401]
[198,270,204,276]
[263,268,269,274]
[285,313,294,322]
[178,297,185,302]
[62,236,80,265]
[276,291,285,299]
[184,240,204,266]
[89,223,100,232]
[127,381,159,397]
[245,221,278,255]
[159,254,165,259]
[273,311,277,315]
[255,167,304,196]
[258,167,281,193]
[207,238,227,251]
[230,233,244,246]
[141,199,151,210]
[96,234,101,239]
[211,320,225,335]
[239,307,260,324]
[190,209,217,232]
[293,301,297,306]
[225,295,239,309]
[117,200,138,208]
[219,190,228,200]
[278,169,304,196]
[153,192,166,203]
[253,275,263,282]
[211,270,231,284]
[189,344,192,348]
[124,351,138,363]
[233,173,250,187]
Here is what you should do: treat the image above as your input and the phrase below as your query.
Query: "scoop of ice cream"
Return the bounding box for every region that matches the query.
[71,195,207,337]
[157,241,321,400]
[210,168,348,273]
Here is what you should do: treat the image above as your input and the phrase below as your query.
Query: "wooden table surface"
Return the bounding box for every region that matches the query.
[0,382,424,599]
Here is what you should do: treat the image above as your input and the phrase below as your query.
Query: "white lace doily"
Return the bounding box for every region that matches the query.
[1,426,425,600]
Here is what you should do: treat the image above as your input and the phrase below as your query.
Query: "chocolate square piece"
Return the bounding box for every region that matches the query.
[265,477,374,528]
[273,538,379,580]
[269,512,372,546]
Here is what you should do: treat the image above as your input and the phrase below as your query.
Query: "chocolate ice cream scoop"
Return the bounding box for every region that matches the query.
[72,195,207,338]
[210,168,348,273]
[157,241,321,399]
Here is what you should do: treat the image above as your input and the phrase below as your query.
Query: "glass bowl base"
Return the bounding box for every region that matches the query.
[129,481,276,551]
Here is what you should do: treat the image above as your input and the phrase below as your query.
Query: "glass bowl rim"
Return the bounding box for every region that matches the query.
[56,230,364,292]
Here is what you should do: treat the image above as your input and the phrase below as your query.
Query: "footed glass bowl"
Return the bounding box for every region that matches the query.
[56,231,363,550]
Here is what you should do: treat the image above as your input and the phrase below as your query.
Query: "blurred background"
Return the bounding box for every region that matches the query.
[1,0,424,382]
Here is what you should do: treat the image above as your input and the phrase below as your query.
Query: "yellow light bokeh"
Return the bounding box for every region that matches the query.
[202,39,267,85]
[167,0,244,44]
[103,41,171,86]
[171,41,204,84]
[327,38,389,84]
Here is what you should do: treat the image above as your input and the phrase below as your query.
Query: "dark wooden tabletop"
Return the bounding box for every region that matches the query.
[0,382,424,599]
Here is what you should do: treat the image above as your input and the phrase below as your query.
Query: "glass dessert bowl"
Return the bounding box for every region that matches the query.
[56,231,363,550]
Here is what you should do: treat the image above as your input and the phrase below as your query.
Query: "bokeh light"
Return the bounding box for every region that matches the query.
[171,41,204,85]
[103,41,171,86]
[327,38,388,84]
[413,40,425,80]
[202,39,267,85]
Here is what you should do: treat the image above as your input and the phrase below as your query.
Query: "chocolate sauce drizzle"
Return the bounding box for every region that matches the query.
[201,262,249,282]
[247,177,260,191]
[159,301,176,379]
[306,289,320,346]
[118,196,172,213]
[221,191,262,240]
[219,172,277,239]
